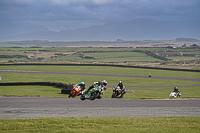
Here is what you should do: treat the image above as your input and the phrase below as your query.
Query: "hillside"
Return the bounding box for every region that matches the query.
[0,19,199,41]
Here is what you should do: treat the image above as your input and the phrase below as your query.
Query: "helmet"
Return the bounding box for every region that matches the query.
[80,82,85,87]
[174,87,178,90]
[81,82,85,85]
[102,80,107,86]
[119,81,122,85]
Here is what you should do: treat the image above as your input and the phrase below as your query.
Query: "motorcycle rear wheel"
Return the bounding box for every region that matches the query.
[90,91,98,100]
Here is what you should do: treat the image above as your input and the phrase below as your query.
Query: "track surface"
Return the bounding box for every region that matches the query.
[0,97,200,118]
[0,70,200,118]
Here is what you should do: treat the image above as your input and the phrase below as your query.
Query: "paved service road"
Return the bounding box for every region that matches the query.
[0,97,200,118]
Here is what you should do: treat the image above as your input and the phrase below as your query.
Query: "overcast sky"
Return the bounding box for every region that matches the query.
[1,0,200,31]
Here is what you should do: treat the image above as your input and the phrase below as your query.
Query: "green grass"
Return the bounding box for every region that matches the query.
[0,65,199,98]
[0,65,199,132]
[0,65,199,99]
[0,51,26,56]
[0,72,198,86]
[83,52,146,58]
[0,117,199,133]
[0,58,29,61]
[167,56,200,60]
[43,51,162,62]
[1,85,200,99]
[0,65,199,78]
[44,54,81,61]
[0,86,66,98]
[0,47,199,64]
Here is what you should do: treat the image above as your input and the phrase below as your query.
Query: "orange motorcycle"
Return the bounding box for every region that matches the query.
[68,84,82,98]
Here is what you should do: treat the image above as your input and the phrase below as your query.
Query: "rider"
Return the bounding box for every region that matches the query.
[173,87,181,97]
[117,81,126,94]
[85,80,107,98]
[173,87,180,94]
[77,82,86,95]
[86,80,107,93]
[149,73,151,77]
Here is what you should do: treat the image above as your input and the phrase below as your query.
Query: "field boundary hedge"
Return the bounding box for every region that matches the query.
[0,82,73,94]
[0,63,199,72]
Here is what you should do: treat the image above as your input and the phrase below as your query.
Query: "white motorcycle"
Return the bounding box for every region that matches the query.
[169,91,181,98]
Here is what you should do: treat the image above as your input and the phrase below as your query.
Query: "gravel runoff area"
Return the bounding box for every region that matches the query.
[0,97,200,118]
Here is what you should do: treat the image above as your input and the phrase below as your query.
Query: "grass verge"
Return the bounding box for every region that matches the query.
[0,117,200,133]
[1,86,200,99]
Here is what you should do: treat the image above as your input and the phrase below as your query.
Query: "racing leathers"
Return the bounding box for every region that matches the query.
[173,87,181,97]
[117,83,126,94]
[85,81,107,99]
[77,83,86,95]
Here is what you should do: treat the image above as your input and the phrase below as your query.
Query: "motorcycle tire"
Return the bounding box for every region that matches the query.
[111,93,116,98]
[90,91,98,100]
[69,91,75,98]
[80,95,86,100]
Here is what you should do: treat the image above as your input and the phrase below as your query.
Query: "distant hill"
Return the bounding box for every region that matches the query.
[0,19,199,41]
[175,38,200,42]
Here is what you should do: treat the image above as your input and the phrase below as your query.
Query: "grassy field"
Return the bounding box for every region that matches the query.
[0,65,199,99]
[0,65,200,132]
[0,117,199,133]
[0,65,199,78]
[1,85,200,99]
[167,56,200,60]
[0,47,199,65]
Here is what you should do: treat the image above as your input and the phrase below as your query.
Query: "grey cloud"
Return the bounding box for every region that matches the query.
[0,0,199,31]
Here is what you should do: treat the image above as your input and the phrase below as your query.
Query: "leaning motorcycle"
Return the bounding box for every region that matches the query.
[68,84,82,98]
[169,91,181,98]
[112,86,124,98]
[80,85,103,100]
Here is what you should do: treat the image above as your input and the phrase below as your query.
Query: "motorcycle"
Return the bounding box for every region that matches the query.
[80,85,103,100]
[68,84,82,98]
[169,91,181,98]
[112,86,124,98]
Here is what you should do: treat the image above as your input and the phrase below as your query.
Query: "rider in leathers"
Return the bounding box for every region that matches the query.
[85,80,107,98]
[117,81,126,94]
[173,87,181,97]
[77,82,86,95]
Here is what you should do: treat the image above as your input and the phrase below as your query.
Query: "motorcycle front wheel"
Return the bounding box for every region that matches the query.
[80,95,86,100]
[68,91,75,98]
[111,93,116,98]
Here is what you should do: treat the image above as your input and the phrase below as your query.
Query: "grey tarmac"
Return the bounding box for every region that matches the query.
[0,97,200,118]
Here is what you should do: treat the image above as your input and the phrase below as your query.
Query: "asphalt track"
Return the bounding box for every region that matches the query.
[0,97,200,118]
[0,70,200,118]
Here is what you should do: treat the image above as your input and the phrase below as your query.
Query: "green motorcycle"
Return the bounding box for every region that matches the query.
[80,85,103,100]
